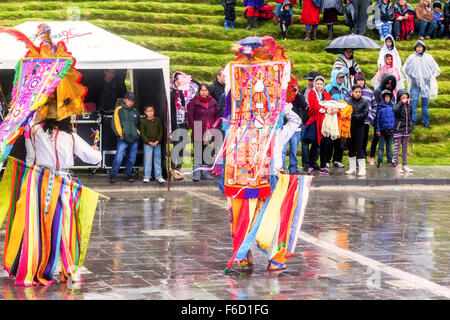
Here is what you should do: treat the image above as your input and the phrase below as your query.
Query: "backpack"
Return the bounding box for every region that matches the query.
[259,4,274,19]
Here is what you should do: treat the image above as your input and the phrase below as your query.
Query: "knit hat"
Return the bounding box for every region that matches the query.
[381,89,393,98]
[433,1,442,9]
[355,71,366,81]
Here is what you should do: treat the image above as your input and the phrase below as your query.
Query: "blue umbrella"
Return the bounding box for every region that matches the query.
[235,37,263,51]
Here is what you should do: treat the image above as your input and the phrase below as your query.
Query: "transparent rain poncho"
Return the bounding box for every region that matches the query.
[402,41,441,99]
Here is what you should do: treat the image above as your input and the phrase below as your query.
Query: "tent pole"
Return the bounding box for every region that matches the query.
[129,69,135,93]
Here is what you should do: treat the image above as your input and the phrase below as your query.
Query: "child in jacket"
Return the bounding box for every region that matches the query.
[393,89,414,173]
[376,90,396,167]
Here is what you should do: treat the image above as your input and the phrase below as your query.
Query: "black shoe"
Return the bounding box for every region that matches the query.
[109,177,116,183]
[376,163,381,168]
[422,123,432,129]
[126,176,134,182]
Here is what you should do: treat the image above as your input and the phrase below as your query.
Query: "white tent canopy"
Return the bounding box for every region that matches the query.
[0,20,170,117]
[0,21,170,70]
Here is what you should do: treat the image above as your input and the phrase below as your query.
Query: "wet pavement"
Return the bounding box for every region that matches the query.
[1,183,449,300]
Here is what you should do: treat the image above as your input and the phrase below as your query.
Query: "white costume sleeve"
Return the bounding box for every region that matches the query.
[25,137,35,164]
[73,133,102,165]
[273,105,301,171]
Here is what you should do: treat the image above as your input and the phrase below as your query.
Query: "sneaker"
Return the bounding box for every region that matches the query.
[333,161,345,168]
[157,177,166,184]
[109,177,116,183]
[402,165,413,172]
[376,163,381,168]
[127,176,134,182]
[387,162,395,167]
[394,165,404,173]
[369,157,375,166]
[143,178,150,183]
[319,167,332,175]
[307,167,314,175]
[326,163,330,168]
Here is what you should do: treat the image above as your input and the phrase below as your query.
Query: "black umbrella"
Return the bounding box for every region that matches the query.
[324,34,381,54]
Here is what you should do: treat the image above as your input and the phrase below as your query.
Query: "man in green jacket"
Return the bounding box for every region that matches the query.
[109,92,141,183]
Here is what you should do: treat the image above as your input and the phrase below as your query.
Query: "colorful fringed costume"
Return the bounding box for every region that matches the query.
[0,25,100,286]
[0,158,99,286]
[216,37,313,272]
[0,25,87,163]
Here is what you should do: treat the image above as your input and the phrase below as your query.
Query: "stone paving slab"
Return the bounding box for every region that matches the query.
[1,188,448,301]
[75,166,450,189]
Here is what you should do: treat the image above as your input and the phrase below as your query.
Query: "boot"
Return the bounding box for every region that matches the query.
[345,157,357,175]
[252,16,259,29]
[246,17,252,30]
[327,29,333,40]
[312,27,318,40]
[302,29,311,41]
[229,20,235,29]
[224,19,230,30]
[357,158,366,176]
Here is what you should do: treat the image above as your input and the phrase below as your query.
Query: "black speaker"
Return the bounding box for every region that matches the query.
[73,113,102,168]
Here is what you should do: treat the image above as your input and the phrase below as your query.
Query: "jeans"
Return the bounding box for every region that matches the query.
[409,85,430,125]
[415,19,437,37]
[377,135,394,165]
[144,143,162,180]
[375,20,392,40]
[109,139,138,178]
[282,131,301,174]
[351,0,370,35]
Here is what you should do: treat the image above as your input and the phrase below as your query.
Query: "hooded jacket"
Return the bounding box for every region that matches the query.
[415,0,435,22]
[374,73,397,103]
[393,89,414,135]
[243,0,264,8]
[280,1,293,25]
[325,69,350,102]
[305,76,332,144]
[377,0,395,21]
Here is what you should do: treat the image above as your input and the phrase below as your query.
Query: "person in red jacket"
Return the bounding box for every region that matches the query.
[305,76,335,175]
[300,0,320,40]
[393,0,415,40]
[186,84,220,181]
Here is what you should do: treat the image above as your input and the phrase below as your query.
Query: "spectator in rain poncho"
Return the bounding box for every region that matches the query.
[376,34,402,68]
[332,48,361,92]
[402,40,441,128]
[371,53,405,96]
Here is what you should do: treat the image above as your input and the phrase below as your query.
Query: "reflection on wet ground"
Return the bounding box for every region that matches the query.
[0,187,449,300]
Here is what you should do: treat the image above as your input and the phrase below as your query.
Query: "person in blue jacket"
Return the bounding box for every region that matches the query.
[376,89,396,167]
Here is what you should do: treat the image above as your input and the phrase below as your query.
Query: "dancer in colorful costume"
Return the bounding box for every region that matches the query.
[0,24,103,286]
[217,36,313,272]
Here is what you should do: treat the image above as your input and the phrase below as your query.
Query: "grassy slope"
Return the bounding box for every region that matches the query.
[0,0,448,165]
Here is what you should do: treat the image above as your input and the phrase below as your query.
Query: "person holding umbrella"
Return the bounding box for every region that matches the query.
[332,48,361,92]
